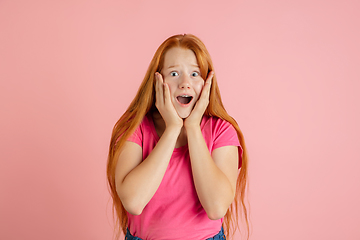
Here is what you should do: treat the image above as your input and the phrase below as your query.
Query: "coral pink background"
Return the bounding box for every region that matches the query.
[1,0,359,239]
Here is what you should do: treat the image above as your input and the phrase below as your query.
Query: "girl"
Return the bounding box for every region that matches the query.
[107,34,249,240]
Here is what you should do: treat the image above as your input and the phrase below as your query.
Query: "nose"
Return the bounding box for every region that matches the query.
[179,75,191,89]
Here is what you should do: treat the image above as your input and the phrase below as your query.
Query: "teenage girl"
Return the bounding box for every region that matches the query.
[107,34,249,240]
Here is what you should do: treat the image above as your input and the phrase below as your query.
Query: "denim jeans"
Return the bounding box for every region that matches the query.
[125,227,226,240]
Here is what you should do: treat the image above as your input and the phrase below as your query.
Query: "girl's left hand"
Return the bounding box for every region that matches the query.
[184,71,214,129]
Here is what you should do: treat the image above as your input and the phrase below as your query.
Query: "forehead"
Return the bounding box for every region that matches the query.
[163,47,198,67]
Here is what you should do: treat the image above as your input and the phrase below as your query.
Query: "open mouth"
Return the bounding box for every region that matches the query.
[176,95,193,105]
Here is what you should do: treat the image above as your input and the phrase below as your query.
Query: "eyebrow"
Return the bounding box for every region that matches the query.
[167,65,179,69]
[167,64,200,69]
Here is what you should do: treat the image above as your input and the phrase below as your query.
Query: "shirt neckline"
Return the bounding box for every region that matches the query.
[147,114,197,152]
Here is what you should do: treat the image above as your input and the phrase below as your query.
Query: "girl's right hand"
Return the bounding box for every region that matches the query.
[155,72,183,130]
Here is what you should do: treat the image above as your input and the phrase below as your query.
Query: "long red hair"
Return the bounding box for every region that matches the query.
[107,34,249,239]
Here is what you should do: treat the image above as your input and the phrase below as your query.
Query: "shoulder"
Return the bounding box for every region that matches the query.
[202,115,243,168]
[201,115,240,148]
[134,114,154,134]
[127,114,155,144]
[201,115,235,136]
[202,115,232,126]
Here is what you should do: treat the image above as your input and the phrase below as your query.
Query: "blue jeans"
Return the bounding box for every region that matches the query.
[125,227,226,240]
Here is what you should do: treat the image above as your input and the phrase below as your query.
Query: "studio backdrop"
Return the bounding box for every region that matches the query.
[1,0,359,239]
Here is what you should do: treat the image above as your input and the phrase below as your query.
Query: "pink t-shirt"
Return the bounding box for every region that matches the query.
[126,114,242,240]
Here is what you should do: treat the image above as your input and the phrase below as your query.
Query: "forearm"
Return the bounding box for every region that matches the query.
[118,127,181,215]
[187,126,235,220]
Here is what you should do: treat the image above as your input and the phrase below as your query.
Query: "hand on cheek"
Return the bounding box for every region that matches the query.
[155,72,183,129]
[184,71,214,129]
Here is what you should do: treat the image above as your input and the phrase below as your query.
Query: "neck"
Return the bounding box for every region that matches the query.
[152,111,187,148]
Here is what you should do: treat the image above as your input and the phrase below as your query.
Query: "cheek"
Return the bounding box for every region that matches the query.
[164,78,176,94]
[167,84,177,96]
[194,82,205,96]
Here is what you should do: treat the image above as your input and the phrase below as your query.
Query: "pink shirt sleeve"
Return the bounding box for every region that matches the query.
[127,125,142,147]
[207,117,243,168]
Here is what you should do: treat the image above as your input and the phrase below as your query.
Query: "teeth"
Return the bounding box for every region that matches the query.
[180,95,191,97]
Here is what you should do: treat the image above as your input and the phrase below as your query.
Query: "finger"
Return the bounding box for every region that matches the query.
[158,73,166,105]
[205,71,214,89]
[157,72,164,84]
[200,71,214,100]
[163,82,172,107]
[155,72,164,105]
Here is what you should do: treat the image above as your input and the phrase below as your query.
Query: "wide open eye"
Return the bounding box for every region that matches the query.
[170,71,179,77]
[191,72,199,77]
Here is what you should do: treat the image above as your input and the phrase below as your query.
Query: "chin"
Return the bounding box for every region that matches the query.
[177,111,191,119]
[180,114,190,119]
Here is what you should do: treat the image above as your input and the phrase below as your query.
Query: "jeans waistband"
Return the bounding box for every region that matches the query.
[125,227,226,240]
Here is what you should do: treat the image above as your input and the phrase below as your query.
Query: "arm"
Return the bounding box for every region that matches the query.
[115,72,183,215]
[186,127,239,220]
[184,72,238,219]
[115,126,180,215]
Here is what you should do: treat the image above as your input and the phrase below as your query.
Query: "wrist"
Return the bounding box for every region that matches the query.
[184,122,201,132]
[164,124,182,136]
